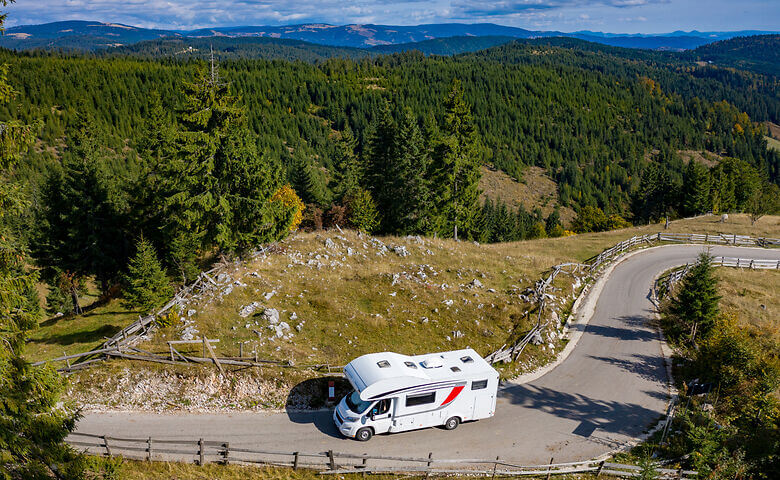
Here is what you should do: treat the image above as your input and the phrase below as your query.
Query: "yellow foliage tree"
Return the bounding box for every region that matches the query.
[271,184,304,232]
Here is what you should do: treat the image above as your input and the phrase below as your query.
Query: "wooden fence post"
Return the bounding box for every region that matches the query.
[293,451,299,470]
[328,450,335,470]
[546,457,554,480]
[147,437,152,461]
[198,438,204,466]
[103,435,112,457]
[223,442,229,465]
[596,460,605,477]
[427,452,433,469]
[492,456,499,480]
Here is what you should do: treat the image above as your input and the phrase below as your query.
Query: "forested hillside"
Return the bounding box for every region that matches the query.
[687,34,780,76]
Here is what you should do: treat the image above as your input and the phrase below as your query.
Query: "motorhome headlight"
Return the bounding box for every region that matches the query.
[344,415,359,422]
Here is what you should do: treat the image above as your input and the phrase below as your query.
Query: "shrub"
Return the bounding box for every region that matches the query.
[271,184,305,232]
[345,188,380,234]
[122,238,174,314]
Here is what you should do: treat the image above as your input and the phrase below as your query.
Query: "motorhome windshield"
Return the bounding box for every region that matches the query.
[345,391,372,414]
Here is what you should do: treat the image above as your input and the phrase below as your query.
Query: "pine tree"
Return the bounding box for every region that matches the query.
[159,65,295,255]
[123,237,174,314]
[391,108,433,234]
[681,161,711,216]
[36,110,130,295]
[1,3,84,477]
[365,100,396,231]
[667,253,721,344]
[330,125,362,202]
[432,80,482,240]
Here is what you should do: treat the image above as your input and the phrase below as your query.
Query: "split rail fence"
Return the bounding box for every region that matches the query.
[485,232,779,364]
[37,232,779,371]
[67,432,697,478]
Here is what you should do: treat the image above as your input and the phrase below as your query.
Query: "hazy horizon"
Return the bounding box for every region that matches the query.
[5,0,779,34]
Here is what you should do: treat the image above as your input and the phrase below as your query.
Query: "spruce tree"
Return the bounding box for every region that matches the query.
[392,108,433,234]
[667,253,721,344]
[159,65,295,256]
[682,161,711,217]
[330,125,362,202]
[432,80,482,240]
[1,2,84,477]
[123,237,174,314]
[36,110,130,295]
[365,100,396,231]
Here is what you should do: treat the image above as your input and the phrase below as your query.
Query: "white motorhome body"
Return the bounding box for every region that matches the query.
[333,348,499,441]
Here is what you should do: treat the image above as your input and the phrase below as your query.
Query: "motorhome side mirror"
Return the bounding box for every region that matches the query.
[370,413,376,420]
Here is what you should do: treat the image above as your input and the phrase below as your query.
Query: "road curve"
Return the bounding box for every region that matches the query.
[73,245,780,464]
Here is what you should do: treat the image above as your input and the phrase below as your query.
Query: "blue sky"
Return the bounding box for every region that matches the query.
[5,0,779,33]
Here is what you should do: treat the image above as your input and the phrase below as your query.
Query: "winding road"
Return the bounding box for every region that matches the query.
[73,245,780,465]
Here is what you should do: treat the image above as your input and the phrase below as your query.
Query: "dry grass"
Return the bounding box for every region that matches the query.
[717,268,780,344]
[479,165,576,225]
[98,457,599,480]
[33,214,779,410]
[766,135,780,152]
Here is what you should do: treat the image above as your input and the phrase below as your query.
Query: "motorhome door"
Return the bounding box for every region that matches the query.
[368,398,393,433]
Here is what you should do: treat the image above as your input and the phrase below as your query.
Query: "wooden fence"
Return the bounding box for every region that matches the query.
[67,432,696,478]
[486,232,779,364]
[36,232,779,371]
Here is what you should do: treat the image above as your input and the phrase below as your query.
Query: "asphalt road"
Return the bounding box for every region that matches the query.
[73,245,780,465]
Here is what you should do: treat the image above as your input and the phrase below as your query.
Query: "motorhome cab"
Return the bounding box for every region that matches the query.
[333,348,499,441]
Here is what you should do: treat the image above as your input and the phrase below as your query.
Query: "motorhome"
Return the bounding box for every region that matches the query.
[333,348,499,441]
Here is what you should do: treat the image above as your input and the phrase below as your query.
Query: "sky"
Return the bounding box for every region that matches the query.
[4,0,780,33]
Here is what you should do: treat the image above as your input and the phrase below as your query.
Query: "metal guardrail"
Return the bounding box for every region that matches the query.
[67,432,696,478]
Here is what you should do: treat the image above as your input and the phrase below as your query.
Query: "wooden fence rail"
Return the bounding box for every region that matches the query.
[36,231,779,371]
[486,231,779,364]
[66,432,696,478]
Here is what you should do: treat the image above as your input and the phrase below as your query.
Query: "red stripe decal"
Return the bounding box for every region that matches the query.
[440,386,464,406]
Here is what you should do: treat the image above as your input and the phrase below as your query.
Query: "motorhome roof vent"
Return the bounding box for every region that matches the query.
[460,355,474,363]
[421,357,444,368]
[450,366,461,372]
[377,360,391,368]
[404,361,418,369]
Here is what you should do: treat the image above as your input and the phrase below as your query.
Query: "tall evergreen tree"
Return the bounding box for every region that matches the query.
[1,2,84,478]
[432,80,482,240]
[365,100,396,231]
[330,125,362,202]
[632,161,679,222]
[36,109,130,295]
[391,108,433,234]
[666,253,721,344]
[158,64,295,257]
[681,161,711,216]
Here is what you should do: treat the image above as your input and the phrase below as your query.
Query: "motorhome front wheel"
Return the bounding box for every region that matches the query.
[356,427,373,441]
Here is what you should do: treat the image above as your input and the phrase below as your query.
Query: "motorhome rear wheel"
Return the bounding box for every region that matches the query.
[444,416,460,430]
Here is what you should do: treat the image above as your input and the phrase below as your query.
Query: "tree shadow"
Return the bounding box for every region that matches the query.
[586,353,668,383]
[572,314,659,343]
[285,376,351,439]
[500,384,665,438]
[31,324,121,346]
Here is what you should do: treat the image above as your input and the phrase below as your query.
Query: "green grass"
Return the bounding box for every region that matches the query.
[25,297,140,362]
[766,135,780,152]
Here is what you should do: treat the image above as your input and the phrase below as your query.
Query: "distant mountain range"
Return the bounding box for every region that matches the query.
[2,20,777,52]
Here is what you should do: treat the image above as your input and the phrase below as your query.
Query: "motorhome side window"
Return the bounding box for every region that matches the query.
[472,379,488,390]
[405,392,436,407]
[372,399,391,415]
